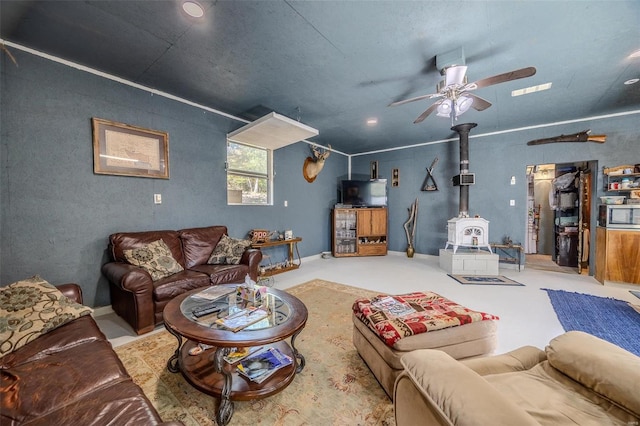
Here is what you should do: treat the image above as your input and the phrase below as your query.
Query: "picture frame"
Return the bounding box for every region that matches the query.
[92,117,169,179]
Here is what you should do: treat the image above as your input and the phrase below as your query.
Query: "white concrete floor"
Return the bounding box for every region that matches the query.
[96,252,640,354]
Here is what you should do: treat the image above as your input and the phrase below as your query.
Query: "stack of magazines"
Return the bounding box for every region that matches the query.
[236,347,293,384]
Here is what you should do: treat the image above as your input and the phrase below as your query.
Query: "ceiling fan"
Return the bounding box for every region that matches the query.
[389,59,537,124]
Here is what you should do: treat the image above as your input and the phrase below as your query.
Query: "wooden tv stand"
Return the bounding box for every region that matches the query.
[332,207,387,257]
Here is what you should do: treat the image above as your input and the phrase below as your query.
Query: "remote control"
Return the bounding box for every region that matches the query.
[192,304,222,318]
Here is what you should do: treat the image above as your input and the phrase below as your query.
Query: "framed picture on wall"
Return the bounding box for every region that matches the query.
[92,117,169,179]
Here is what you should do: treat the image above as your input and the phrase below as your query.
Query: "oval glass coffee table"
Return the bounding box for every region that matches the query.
[163,285,308,426]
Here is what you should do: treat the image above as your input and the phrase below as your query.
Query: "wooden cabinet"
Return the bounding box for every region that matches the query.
[595,227,640,285]
[332,208,387,257]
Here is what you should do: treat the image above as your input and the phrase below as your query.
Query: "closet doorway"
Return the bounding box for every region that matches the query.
[525,161,596,274]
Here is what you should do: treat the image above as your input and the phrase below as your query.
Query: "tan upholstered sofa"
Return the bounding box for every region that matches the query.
[394,331,640,426]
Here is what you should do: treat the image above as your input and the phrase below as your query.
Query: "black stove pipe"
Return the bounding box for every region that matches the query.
[451,123,477,218]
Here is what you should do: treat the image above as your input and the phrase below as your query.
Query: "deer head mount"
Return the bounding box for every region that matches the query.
[303,144,331,183]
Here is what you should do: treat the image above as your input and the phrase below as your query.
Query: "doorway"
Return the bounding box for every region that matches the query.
[525,161,596,274]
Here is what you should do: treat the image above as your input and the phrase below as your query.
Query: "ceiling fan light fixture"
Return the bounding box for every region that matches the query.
[436,100,452,117]
[455,95,474,116]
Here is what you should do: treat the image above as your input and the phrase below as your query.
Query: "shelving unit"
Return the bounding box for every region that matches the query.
[251,237,302,276]
[554,167,579,267]
[603,172,640,192]
[332,207,387,257]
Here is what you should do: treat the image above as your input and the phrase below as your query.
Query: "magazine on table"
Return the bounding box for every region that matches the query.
[236,347,293,384]
[215,306,269,332]
[223,346,264,364]
[192,286,235,301]
[371,296,416,317]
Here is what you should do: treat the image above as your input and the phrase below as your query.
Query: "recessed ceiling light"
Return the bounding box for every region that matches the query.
[511,82,552,97]
[624,78,639,85]
[182,1,204,18]
[366,118,378,126]
[629,49,640,59]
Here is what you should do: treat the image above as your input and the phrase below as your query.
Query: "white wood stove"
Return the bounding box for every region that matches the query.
[444,216,492,253]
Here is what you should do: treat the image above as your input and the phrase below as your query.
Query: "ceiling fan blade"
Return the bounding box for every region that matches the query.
[466,93,492,111]
[413,100,443,124]
[389,92,441,107]
[466,66,537,90]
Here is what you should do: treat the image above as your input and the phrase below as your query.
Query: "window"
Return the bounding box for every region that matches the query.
[226,141,272,205]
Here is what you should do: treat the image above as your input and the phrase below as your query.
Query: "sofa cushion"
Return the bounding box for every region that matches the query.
[152,270,211,302]
[545,330,640,416]
[207,234,252,265]
[124,239,184,281]
[190,263,249,285]
[178,226,227,268]
[109,230,185,266]
[0,276,93,356]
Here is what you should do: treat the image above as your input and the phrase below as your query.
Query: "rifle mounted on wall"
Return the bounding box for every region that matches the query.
[526,130,606,146]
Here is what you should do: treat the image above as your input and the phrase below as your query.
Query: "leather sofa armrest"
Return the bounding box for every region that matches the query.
[241,248,262,282]
[56,283,83,304]
[101,262,154,294]
[461,345,546,376]
[395,349,539,426]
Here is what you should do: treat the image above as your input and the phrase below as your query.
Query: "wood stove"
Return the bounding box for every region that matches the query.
[443,123,492,254]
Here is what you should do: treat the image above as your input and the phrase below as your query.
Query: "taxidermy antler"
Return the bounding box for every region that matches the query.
[527,129,606,146]
[303,144,331,183]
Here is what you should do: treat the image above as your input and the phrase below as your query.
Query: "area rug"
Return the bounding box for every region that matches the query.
[542,289,640,356]
[114,280,394,425]
[448,274,524,286]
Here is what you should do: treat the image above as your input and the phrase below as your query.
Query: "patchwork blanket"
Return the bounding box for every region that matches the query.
[353,291,499,347]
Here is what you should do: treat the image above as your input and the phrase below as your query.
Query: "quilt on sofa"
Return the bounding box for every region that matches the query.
[353,291,499,346]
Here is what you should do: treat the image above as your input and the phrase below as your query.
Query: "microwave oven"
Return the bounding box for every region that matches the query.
[598,204,640,229]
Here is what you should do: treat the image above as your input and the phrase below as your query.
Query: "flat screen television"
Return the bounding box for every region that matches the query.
[341,179,387,207]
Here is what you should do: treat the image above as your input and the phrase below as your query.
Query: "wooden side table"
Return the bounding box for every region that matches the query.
[490,243,523,271]
[251,237,302,276]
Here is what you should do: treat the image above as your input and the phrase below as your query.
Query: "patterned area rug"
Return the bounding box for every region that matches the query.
[114,280,394,425]
[543,289,640,356]
[448,274,524,286]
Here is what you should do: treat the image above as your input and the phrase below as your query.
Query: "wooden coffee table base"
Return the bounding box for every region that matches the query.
[167,332,302,425]
[163,286,308,426]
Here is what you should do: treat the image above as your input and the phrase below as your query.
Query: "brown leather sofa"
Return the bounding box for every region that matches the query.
[0,284,181,426]
[102,225,262,334]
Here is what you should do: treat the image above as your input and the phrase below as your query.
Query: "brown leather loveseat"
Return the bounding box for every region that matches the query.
[102,225,262,334]
[1,283,181,425]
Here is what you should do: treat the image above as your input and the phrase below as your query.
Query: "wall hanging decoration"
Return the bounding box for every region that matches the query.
[392,168,399,187]
[421,157,439,191]
[92,118,169,179]
[370,161,378,179]
[403,198,419,257]
[302,144,331,183]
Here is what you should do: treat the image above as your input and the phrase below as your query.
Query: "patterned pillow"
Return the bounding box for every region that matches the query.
[123,239,184,281]
[0,276,93,356]
[207,234,252,265]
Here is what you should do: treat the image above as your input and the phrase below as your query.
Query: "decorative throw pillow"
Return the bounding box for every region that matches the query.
[207,234,252,265]
[123,239,184,281]
[0,276,93,356]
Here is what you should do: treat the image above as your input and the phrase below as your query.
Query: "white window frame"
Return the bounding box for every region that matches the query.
[226,140,273,206]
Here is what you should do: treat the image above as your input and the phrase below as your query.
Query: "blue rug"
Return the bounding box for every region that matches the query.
[543,289,640,356]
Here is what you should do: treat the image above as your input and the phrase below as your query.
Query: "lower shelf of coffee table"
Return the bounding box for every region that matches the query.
[178,340,296,401]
